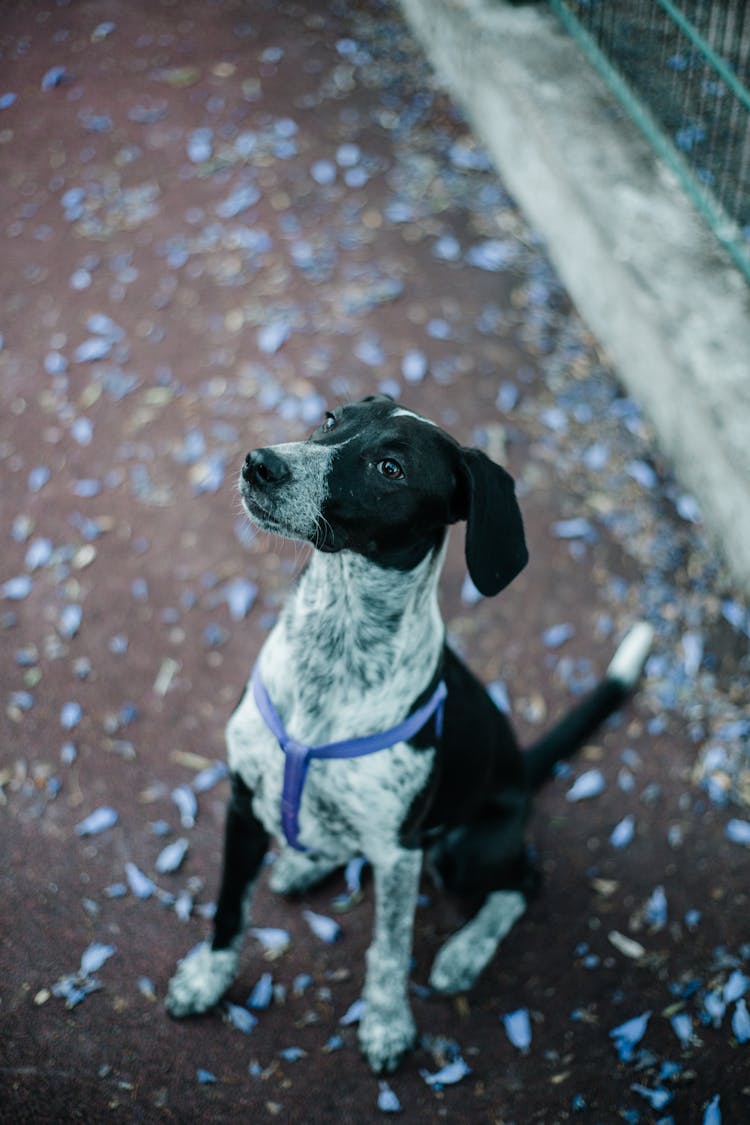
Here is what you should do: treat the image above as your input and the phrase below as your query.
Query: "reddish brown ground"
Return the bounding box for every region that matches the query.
[1,1,748,1122]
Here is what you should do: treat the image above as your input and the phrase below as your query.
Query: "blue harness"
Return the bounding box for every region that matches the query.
[251,664,447,852]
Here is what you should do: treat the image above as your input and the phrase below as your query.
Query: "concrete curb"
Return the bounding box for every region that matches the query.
[399,0,750,593]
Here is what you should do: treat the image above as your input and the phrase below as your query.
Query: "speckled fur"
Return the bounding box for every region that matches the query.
[227,547,445,859]
[166,396,650,1074]
[223,548,444,1071]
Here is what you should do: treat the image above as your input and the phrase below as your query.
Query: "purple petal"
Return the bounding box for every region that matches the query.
[609,1011,651,1062]
[566,769,605,802]
[25,538,54,569]
[670,1012,693,1045]
[250,927,290,954]
[732,998,750,1043]
[125,862,156,899]
[223,578,257,621]
[551,518,596,541]
[543,623,575,649]
[377,1081,402,1113]
[73,337,112,363]
[303,909,341,943]
[247,971,274,1010]
[59,604,83,639]
[60,701,83,730]
[644,885,668,929]
[630,1084,672,1111]
[3,575,33,601]
[80,942,116,975]
[704,988,726,1027]
[726,819,750,846]
[723,970,748,1004]
[191,763,228,793]
[41,66,68,90]
[460,574,483,605]
[279,1046,305,1061]
[171,785,197,828]
[421,1057,471,1088]
[339,998,366,1026]
[257,320,290,355]
[401,349,427,383]
[502,1007,532,1052]
[155,838,189,874]
[224,1002,257,1034]
[610,815,635,848]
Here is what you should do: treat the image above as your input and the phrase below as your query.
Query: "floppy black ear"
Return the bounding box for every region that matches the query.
[459,448,528,597]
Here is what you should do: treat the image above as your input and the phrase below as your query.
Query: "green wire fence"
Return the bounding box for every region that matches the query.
[547,0,750,283]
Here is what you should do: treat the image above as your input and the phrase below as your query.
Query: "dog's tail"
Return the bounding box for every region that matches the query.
[523,622,654,790]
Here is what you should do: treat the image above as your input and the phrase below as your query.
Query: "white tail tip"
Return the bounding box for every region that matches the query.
[606,622,654,688]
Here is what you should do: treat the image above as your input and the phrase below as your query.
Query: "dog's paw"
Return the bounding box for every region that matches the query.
[430,890,526,994]
[165,942,238,1017]
[429,935,483,995]
[358,1005,417,1074]
[268,851,338,895]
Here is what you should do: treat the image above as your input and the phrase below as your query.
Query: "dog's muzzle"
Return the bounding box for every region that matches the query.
[242,448,290,490]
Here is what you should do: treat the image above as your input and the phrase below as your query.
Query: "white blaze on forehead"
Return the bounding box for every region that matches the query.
[390,407,438,428]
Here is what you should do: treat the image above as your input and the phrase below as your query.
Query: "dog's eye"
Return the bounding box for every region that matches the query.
[322,412,337,432]
[377,458,404,481]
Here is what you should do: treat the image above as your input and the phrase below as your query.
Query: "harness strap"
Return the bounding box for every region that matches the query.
[251,663,447,852]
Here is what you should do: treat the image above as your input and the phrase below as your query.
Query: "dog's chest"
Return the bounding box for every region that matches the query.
[225,636,437,856]
[226,690,434,857]
[224,551,445,854]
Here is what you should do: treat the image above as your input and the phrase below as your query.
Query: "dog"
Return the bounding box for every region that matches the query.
[166,393,652,1073]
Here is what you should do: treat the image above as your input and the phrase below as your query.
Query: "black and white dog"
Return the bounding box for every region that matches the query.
[166,394,652,1073]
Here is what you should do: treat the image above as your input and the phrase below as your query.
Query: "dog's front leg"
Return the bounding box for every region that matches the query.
[359,846,422,1073]
[166,773,268,1016]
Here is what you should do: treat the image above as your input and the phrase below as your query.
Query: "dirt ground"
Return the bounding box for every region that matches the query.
[1,1,749,1122]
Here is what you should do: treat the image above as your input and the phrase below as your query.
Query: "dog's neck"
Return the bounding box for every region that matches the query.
[292,543,446,667]
[261,541,447,725]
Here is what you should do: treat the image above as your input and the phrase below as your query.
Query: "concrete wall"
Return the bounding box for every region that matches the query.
[399,0,750,594]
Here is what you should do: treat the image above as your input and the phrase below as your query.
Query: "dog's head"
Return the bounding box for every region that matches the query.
[240,395,527,596]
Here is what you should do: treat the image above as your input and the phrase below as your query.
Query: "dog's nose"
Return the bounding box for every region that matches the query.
[242,448,290,487]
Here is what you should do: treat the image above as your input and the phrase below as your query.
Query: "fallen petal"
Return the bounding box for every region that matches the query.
[303,909,341,943]
[644,885,668,929]
[502,1008,532,1053]
[726,819,750,846]
[3,575,33,600]
[250,927,290,954]
[247,972,274,1010]
[171,785,197,828]
[609,1011,651,1062]
[125,862,156,899]
[192,763,228,793]
[420,1057,471,1088]
[670,1011,693,1046]
[79,942,116,975]
[566,769,605,802]
[339,998,366,1026]
[75,806,118,836]
[543,623,576,649]
[610,815,635,849]
[155,838,189,874]
[377,1081,402,1113]
[732,998,750,1043]
[224,1002,257,1034]
[724,970,749,1004]
[630,1083,672,1111]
